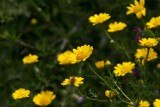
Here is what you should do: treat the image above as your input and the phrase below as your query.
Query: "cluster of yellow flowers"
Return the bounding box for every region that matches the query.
[57,45,93,65]
[12,88,56,106]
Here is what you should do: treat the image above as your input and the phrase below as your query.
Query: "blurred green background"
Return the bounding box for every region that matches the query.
[0,0,160,106]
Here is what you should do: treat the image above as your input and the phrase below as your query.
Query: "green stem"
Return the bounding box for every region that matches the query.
[113,81,131,102]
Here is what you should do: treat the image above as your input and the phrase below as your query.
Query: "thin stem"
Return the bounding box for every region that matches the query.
[113,81,131,102]
[85,96,108,102]
[88,63,108,85]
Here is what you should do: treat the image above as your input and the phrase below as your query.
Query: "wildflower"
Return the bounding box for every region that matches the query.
[113,62,135,76]
[146,16,160,28]
[12,88,30,99]
[105,90,118,98]
[61,77,84,87]
[139,100,150,107]
[22,54,39,64]
[135,36,142,43]
[95,60,111,69]
[139,38,158,47]
[72,45,93,62]
[153,99,160,107]
[30,18,38,25]
[135,48,158,63]
[33,90,56,106]
[57,51,77,65]
[134,27,142,34]
[126,0,146,19]
[107,22,127,32]
[89,13,111,25]
[128,102,135,107]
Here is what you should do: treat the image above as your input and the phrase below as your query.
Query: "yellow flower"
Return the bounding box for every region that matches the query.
[95,60,111,69]
[57,51,77,65]
[153,99,160,107]
[126,0,146,19]
[105,90,118,98]
[128,102,135,107]
[33,90,56,106]
[12,88,30,99]
[139,100,150,107]
[23,54,39,64]
[89,13,111,25]
[146,16,160,28]
[30,18,38,25]
[61,77,84,87]
[139,38,158,47]
[113,62,135,76]
[72,45,93,62]
[107,22,127,32]
[135,48,158,63]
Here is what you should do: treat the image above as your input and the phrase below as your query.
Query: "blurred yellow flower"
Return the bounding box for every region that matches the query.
[107,22,127,32]
[128,102,135,107]
[72,45,93,62]
[139,100,150,107]
[139,38,158,47]
[57,51,77,65]
[12,88,30,99]
[153,99,160,107]
[105,90,118,98]
[126,0,146,19]
[33,90,56,106]
[89,13,111,25]
[23,54,39,64]
[113,62,135,76]
[95,60,111,69]
[61,77,84,87]
[146,16,160,28]
[30,18,38,25]
[135,48,158,63]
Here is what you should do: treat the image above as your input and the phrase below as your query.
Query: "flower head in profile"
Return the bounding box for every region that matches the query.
[89,13,111,25]
[57,51,77,65]
[126,0,146,19]
[61,77,84,87]
[139,100,150,107]
[128,102,135,107]
[135,48,158,63]
[33,90,56,106]
[139,38,158,47]
[95,60,111,69]
[72,45,93,62]
[153,99,160,107]
[12,88,30,99]
[146,16,160,28]
[113,62,135,76]
[23,54,39,64]
[107,22,127,32]
[105,90,118,98]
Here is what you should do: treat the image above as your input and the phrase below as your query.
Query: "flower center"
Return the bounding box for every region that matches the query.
[76,52,86,60]
[134,6,143,13]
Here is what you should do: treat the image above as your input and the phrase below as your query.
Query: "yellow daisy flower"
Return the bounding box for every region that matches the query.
[22,54,39,64]
[139,100,150,107]
[139,38,158,47]
[153,99,160,107]
[105,90,118,98]
[95,60,111,69]
[146,16,160,28]
[57,50,77,65]
[61,77,84,87]
[72,45,93,62]
[135,48,158,63]
[89,13,111,25]
[12,88,30,99]
[113,62,135,76]
[33,90,56,106]
[107,22,127,32]
[126,0,146,19]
